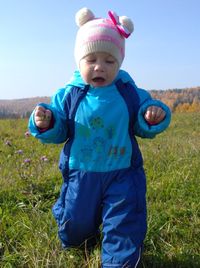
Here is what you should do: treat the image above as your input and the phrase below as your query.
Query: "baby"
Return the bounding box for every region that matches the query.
[29,8,171,268]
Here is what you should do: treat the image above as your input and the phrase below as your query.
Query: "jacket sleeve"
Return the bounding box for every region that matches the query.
[28,87,70,144]
[133,86,171,138]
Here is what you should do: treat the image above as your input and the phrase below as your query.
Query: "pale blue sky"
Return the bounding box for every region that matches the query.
[0,0,200,99]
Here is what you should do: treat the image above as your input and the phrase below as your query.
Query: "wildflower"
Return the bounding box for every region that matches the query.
[24,131,30,137]
[16,149,23,154]
[5,140,12,146]
[40,156,48,162]
[24,158,31,164]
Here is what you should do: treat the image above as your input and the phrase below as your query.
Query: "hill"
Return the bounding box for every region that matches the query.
[0,97,50,118]
[151,86,200,112]
[0,87,200,118]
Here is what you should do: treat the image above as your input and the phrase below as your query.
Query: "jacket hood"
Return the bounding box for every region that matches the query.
[66,69,136,88]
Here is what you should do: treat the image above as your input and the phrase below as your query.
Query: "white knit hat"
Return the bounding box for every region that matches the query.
[74,8,134,67]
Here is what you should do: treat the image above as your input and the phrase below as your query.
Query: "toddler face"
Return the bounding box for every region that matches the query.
[79,52,119,87]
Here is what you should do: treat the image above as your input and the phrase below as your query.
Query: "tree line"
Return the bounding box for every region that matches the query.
[0,97,50,119]
[149,87,200,112]
[0,87,200,119]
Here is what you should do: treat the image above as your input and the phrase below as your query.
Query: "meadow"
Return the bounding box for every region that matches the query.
[0,113,199,267]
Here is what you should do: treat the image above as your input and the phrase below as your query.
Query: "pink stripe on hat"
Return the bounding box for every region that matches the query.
[74,8,133,67]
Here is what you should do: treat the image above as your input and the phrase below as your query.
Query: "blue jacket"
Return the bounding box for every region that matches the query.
[29,70,171,172]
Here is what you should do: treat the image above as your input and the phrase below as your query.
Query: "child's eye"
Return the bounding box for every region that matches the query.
[86,58,96,63]
[106,59,115,64]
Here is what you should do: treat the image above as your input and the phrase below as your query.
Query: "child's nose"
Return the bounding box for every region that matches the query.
[94,61,104,71]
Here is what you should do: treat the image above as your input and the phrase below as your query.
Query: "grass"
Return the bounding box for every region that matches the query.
[0,113,199,267]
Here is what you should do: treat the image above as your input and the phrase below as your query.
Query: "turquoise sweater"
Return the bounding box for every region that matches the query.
[29,70,171,172]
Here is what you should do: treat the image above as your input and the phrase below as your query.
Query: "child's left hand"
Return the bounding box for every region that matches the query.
[144,106,166,125]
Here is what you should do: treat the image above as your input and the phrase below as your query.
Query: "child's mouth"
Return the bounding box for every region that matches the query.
[92,77,106,83]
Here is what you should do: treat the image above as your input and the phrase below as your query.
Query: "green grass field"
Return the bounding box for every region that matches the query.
[0,113,199,267]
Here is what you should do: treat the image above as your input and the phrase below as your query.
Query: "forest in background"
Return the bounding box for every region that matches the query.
[0,87,200,118]
[150,87,200,113]
[0,97,50,119]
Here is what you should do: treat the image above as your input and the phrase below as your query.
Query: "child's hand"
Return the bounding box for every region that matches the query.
[144,106,166,125]
[34,106,52,129]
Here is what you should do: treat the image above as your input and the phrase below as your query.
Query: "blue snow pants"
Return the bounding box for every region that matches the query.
[52,166,147,267]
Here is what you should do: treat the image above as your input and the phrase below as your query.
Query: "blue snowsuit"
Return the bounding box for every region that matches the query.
[29,70,171,267]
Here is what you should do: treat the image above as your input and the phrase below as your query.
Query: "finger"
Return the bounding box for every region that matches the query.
[35,115,51,128]
[45,109,52,120]
[152,108,161,120]
[155,110,166,122]
[35,106,49,118]
[35,110,45,118]
[144,109,151,121]
[36,111,52,122]
[147,106,157,121]
[36,106,46,112]
[150,106,164,119]
[34,106,43,115]
[36,115,49,122]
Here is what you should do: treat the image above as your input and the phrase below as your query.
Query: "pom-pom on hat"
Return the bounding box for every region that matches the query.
[74,8,134,67]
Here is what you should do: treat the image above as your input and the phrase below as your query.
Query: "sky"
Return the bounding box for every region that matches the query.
[0,0,200,99]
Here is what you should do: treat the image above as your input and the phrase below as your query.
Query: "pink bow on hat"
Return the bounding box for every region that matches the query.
[108,10,131,38]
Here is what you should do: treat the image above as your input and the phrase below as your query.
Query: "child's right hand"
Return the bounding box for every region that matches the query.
[34,106,52,129]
